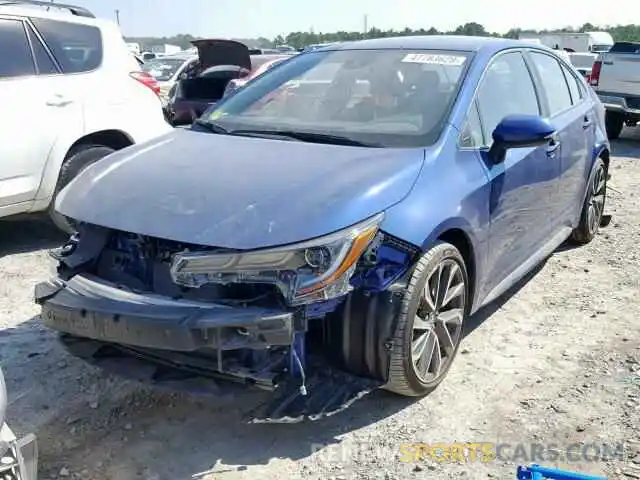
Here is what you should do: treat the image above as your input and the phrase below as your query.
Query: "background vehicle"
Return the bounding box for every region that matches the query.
[222,54,292,98]
[141,52,197,99]
[1,367,38,480]
[0,0,172,231]
[590,41,640,139]
[518,31,614,53]
[39,37,610,423]
[165,39,252,125]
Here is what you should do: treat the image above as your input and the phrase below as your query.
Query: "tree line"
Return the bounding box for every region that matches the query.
[126,22,640,51]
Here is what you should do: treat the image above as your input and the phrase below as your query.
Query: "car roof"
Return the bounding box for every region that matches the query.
[323,35,545,55]
[0,3,107,27]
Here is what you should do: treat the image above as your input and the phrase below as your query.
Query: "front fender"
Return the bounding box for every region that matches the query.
[380,137,492,311]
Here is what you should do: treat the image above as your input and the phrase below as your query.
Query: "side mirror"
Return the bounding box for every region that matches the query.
[488,115,555,164]
[178,72,188,81]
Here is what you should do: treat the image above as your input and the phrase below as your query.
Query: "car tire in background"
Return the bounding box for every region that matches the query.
[570,157,607,244]
[605,111,624,140]
[49,145,115,233]
[385,241,469,397]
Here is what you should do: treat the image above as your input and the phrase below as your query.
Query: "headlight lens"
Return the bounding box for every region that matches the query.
[170,213,383,305]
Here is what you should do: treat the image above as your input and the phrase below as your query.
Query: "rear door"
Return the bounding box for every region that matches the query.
[473,50,562,296]
[0,16,68,210]
[526,51,591,225]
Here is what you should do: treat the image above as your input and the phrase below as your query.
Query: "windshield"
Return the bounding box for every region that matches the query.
[203,49,471,147]
[142,58,188,81]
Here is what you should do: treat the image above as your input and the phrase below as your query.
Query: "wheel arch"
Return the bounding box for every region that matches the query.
[35,129,134,205]
[64,130,134,158]
[419,219,480,311]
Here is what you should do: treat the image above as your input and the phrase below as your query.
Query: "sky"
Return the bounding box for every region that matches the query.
[70,0,636,39]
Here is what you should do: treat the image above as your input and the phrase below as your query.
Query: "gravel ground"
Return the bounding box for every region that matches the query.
[1,128,639,480]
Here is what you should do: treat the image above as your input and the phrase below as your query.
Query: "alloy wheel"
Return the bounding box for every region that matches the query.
[411,259,466,383]
[587,164,606,235]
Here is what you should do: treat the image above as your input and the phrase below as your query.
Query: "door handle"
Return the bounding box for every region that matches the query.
[46,94,74,107]
[546,135,560,157]
[583,116,593,129]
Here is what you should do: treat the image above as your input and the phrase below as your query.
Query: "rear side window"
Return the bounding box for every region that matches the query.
[476,51,540,138]
[0,19,35,78]
[30,18,102,73]
[529,52,573,116]
[560,63,582,105]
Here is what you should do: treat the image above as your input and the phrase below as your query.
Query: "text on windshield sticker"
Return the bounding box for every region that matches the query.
[401,53,466,66]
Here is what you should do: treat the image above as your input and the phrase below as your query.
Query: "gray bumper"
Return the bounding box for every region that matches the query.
[597,93,640,117]
[35,274,295,352]
[0,424,38,480]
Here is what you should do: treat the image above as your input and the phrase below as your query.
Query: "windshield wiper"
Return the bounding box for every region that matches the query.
[230,129,380,147]
[192,119,229,134]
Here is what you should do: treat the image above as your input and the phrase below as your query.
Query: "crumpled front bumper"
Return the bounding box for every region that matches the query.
[0,424,37,480]
[35,274,295,352]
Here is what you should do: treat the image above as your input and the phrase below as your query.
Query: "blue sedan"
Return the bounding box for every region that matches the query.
[37,36,609,422]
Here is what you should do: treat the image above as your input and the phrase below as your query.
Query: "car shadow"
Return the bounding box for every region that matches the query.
[612,127,640,158]
[0,218,65,258]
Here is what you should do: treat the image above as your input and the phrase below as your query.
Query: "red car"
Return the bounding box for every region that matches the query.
[222,55,292,98]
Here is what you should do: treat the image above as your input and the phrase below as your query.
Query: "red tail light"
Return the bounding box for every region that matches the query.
[129,71,160,95]
[589,60,602,87]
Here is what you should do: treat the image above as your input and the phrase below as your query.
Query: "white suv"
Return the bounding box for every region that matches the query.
[0,1,172,231]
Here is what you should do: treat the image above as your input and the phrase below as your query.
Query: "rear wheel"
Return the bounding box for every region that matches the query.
[49,145,115,233]
[385,242,468,397]
[570,158,607,245]
[605,111,624,140]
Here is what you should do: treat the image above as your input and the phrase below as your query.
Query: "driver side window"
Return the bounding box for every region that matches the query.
[475,51,540,141]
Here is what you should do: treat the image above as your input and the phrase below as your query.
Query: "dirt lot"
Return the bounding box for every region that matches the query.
[1,129,639,480]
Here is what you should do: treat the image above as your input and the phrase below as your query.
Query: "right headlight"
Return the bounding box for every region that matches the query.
[170,213,383,305]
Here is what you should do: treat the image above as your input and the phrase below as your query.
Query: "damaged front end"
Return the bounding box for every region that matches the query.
[35,214,419,422]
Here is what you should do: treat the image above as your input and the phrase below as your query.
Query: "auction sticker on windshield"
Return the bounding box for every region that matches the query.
[401,53,466,66]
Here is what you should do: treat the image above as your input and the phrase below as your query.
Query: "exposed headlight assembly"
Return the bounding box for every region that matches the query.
[170,213,383,305]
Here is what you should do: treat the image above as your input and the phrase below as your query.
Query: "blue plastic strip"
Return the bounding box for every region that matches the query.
[517,465,607,480]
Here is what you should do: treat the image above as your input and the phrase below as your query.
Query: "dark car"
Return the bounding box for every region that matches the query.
[39,36,609,423]
[166,39,252,125]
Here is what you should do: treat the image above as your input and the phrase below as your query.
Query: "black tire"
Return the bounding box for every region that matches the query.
[385,242,469,397]
[605,111,624,140]
[49,145,115,233]
[570,158,607,245]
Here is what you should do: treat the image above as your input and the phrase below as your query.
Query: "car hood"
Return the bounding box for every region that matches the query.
[56,129,424,250]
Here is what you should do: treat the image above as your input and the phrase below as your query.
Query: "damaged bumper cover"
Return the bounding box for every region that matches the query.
[35,274,295,352]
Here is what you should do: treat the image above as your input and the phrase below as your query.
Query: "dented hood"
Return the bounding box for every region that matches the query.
[55,129,424,250]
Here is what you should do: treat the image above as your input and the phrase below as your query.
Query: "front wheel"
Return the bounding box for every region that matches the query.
[49,145,115,233]
[385,242,469,397]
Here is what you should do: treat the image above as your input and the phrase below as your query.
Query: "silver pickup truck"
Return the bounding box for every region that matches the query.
[0,368,38,480]
[590,41,640,139]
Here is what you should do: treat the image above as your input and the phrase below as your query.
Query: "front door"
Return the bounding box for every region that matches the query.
[473,50,562,299]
